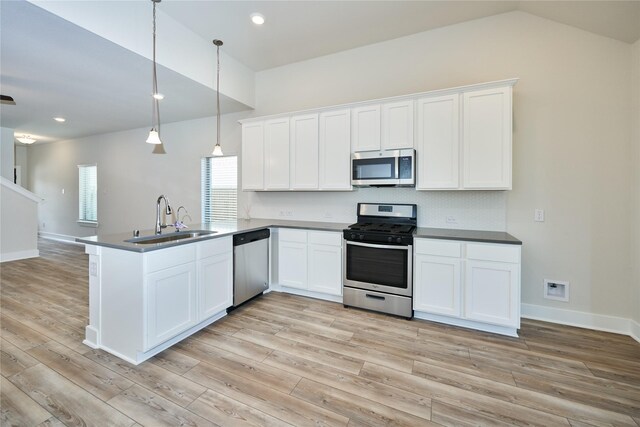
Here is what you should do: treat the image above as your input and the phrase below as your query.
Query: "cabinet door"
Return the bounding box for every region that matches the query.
[351,105,381,152]
[265,118,290,190]
[308,244,342,296]
[464,260,519,328]
[278,241,307,289]
[290,114,319,190]
[198,251,233,321]
[382,100,414,150]
[416,94,460,190]
[462,86,512,189]
[413,254,461,317]
[146,263,197,349]
[241,122,265,190]
[319,109,352,190]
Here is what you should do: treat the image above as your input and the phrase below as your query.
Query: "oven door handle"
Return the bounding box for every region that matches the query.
[345,240,410,250]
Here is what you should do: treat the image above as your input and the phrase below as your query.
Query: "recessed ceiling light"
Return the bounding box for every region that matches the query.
[17,135,36,144]
[53,117,66,122]
[250,13,265,25]
[153,93,164,100]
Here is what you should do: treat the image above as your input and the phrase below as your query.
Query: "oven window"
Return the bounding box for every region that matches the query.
[353,157,396,180]
[346,244,408,288]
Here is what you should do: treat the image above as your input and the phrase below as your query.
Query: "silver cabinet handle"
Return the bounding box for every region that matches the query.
[345,240,410,250]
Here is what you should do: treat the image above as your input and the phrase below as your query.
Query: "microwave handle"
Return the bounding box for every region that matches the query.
[345,240,410,250]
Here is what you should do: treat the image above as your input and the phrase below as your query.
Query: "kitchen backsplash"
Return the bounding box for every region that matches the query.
[242,189,507,231]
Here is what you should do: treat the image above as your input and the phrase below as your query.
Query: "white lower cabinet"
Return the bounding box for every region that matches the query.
[198,251,233,321]
[146,263,198,350]
[413,238,521,335]
[95,237,233,364]
[277,229,342,297]
[414,254,461,317]
[465,259,519,328]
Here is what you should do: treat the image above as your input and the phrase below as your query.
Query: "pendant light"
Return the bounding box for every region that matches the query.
[146,0,162,145]
[212,39,223,156]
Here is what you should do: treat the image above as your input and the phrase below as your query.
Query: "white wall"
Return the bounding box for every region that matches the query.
[249,11,635,322]
[15,145,28,187]
[0,178,40,262]
[26,11,637,326]
[632,39,640,326]
[0,127,14,181]
[28,113,244,239]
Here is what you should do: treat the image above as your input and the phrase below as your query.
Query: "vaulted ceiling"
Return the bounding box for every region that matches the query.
[1,0,638,144]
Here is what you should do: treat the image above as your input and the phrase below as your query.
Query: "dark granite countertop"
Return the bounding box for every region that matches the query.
[76,219,350,253]
[414,228,522,245]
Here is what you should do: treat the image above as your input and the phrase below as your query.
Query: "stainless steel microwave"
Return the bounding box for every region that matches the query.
[351,149,415,187]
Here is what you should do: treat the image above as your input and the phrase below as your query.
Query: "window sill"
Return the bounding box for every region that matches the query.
[77,220,99,228]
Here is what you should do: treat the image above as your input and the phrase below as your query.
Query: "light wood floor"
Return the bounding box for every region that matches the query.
[1,239,639,427]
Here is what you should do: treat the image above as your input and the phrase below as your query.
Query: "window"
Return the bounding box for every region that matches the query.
[78,164,97,225]
[201,156,237,222]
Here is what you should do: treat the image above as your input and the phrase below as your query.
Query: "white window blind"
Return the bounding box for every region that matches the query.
[78,164,97,224]
[201,156,237,222]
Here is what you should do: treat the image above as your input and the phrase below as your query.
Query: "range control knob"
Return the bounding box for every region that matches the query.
[387,236,393,243]
[358,234,364,240]
[396,237,402,244]
[350,233,356,240]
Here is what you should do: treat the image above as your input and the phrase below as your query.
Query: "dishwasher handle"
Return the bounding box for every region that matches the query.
[233,229,270,246]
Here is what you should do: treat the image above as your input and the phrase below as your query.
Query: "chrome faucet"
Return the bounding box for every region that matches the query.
[155,195,172,235]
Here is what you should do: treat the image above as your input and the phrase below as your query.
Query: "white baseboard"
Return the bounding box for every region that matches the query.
[522,303,639,342]
[0,249,39,263]
[39,231,83,245]
[631,319,640,343]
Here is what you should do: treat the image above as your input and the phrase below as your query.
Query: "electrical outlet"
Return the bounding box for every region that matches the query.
[61,188,65,195]
[279,211,285,217]
[544,279,569,301]
[285,211,293,217]
[445,216,457,225]
[89,262,98,277]
[534,209,545,222]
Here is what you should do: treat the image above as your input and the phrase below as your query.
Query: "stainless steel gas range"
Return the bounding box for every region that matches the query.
[342,203,417,319]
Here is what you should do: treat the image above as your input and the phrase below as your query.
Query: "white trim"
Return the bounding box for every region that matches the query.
[0,249,39,263]
[522,303,634,338]
[0,176,42,202]
[77,220,99,228]
[269,284,343,303]
[238,78,519,124]
[629,319,640,343]
[414,310,518,337]
[39,231,84,245]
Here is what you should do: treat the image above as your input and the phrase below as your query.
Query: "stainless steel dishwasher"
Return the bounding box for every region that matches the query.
[232,229,270,307]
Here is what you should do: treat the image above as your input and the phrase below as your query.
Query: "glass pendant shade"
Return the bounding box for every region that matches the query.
[146,129,162,144]
[212,143,223,156]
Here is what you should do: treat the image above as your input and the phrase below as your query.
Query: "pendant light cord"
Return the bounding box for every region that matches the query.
[152,1,160,133]
[216,42,221,148]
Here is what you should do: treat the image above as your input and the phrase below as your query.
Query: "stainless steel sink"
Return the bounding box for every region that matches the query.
[125,230,217,245]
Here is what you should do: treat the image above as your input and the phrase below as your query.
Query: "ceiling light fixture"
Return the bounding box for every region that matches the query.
[146,0,163,146]
[17,135,36,144]
[250,13,265,25]
[53,117,66,122]
[212,39,224,157]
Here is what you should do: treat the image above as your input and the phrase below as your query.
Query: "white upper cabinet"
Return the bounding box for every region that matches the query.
[240,79,516,192]
[241,122,265,190]
[382,100,414,150]
[264,118,290,190]
[416,94,460,190]
[417,83,514,191]
[351,104,381,152]
[319,109,352,190]
[290,114,319,190]
[462,86,512,190]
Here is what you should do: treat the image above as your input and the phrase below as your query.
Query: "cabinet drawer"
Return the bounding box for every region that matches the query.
[279,228,307,243]
[145,244,197,273]
[415,239,461,257]
[197,236,232,260]
[308,231,341,246]
[466,243,520,263]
